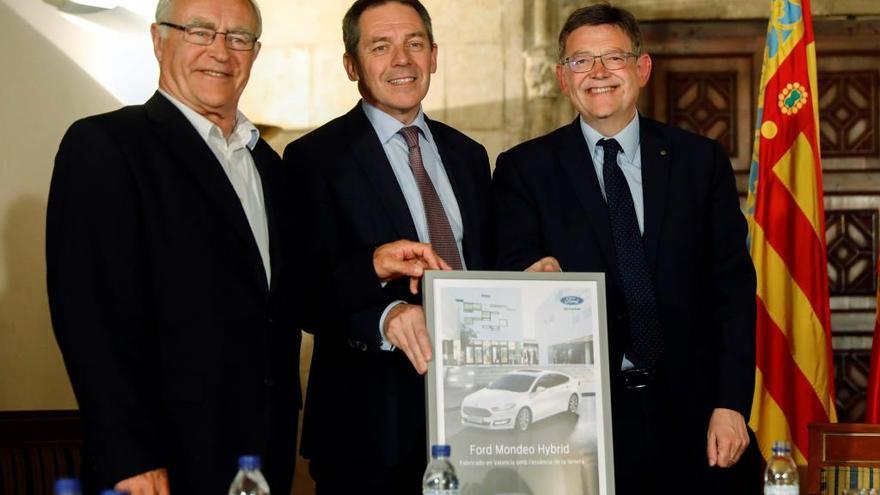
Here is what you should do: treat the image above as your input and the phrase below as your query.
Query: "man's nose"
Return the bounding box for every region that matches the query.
[590,58,611,76]
[391,45,413,66]
[206,34,231,60]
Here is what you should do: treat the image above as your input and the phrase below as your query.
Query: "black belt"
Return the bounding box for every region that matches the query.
[621,367,656,390]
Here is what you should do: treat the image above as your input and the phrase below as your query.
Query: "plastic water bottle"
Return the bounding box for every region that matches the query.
[229,455,270,495]
[423,444,460,495]
[764,440,799,494]
[54,478,82,495]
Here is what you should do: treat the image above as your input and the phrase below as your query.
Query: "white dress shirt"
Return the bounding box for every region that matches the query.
[159,90,271,284]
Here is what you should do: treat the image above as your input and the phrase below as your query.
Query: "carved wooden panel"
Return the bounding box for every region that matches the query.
[833,350,872,422]
[632,18,880,426]
[644,55,753,171]
[826,209,878,296]
[817,71,879,158]
[666,72,737,156]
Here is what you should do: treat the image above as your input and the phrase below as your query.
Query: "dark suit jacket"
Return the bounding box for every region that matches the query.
[284,103,492,467]
[493,116,756,449]
[46,92,301,494]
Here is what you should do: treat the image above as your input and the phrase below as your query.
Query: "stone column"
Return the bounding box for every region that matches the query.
[523,0,559,138]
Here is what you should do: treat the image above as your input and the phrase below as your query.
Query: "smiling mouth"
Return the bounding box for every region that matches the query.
[389,76,416,85]
[588,86,617,94]
[200,70,230,78]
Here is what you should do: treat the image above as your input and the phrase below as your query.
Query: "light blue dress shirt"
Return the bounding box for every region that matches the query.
[578,113,643,369]
[579,114,644,234]
[361,101,466,350]
[361,101,466,263]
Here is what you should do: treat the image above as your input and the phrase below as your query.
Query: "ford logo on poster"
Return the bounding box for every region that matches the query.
[560,295,584,306]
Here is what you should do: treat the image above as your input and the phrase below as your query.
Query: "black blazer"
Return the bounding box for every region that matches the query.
[493,116,756,441]
[46,92,301,494]
[284,103,492,466]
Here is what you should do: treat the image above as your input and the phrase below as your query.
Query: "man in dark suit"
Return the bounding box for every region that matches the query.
[46,0,301,493]
[493,4,759,494]
[283,0,492,493]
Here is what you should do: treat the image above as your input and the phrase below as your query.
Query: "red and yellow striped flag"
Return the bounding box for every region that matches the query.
[746,0,837,466]
[866,261,880,423]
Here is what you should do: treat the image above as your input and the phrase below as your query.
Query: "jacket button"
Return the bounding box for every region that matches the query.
[617,312,627,322]
[263,378,275,388]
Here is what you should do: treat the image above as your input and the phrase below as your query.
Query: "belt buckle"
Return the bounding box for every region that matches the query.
[623,368,654,390]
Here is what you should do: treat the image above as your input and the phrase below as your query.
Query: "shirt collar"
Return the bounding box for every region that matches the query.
[158,89,260,150]
[579,113,641,163]
[361,99,434,146]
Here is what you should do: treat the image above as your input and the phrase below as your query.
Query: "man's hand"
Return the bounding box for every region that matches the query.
[115,468,170,495]
[525,256,562,272]
[384,303,433,374]
[373,240,452,294]
[706,408,749,468]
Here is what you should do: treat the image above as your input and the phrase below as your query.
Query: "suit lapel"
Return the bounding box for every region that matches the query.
[144,92,263,272]
[639,117,672,273]
[346,105,419,241]
[251,141,282,292]
[557,119,618,280]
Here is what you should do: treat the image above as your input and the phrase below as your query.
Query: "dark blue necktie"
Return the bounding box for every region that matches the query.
[598,138,664,368]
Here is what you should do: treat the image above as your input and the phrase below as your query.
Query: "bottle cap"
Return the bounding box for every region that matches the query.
[54,478,81,493]
[238,454,262,470]
[771,440,791,453]
[431,444,451,458]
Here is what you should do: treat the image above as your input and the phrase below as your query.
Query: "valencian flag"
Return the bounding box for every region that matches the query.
[746,0,837,465]
[866,261,880,423]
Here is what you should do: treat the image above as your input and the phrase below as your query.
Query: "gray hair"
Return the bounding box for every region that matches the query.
[155,0,263,38]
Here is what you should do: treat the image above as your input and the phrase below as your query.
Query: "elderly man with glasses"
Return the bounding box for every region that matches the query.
[47,0,302,493]
[493,3,761,493]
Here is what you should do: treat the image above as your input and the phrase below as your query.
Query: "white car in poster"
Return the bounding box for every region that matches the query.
[460,369,580,431]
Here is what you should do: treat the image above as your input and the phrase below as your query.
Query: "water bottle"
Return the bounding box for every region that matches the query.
[53,478,82,495]
[423,444,460,495]
[764,440,799,494]
[228,455,271,495]
[99,491,127,495]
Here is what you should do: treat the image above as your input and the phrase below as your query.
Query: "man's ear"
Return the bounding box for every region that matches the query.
[555,64,568,94]
[251,41,261,62]
[343,52,360,82]
[429,43,438,74]
[636,53,653,87]
[150,23,164,62]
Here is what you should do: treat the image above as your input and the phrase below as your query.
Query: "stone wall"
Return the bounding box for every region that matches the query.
[244,0,880,162]
[244,0,529,163]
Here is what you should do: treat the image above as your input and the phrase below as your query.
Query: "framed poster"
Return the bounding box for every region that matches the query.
[424,271,615,495]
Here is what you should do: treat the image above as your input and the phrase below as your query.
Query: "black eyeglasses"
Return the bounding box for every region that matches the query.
[159,22,258,51]
[561,51,638,73]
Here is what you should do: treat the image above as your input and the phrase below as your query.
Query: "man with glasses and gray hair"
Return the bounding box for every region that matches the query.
[47,0,302,493]
[494,3,760,493]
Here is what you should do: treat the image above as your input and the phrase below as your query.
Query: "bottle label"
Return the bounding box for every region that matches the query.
[764,486,798,495]
[423,491,459,495]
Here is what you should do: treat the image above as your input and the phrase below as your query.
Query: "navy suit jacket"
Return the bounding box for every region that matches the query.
[493,116,756,442]
[47,92,301,494]
[284,103,492,466]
